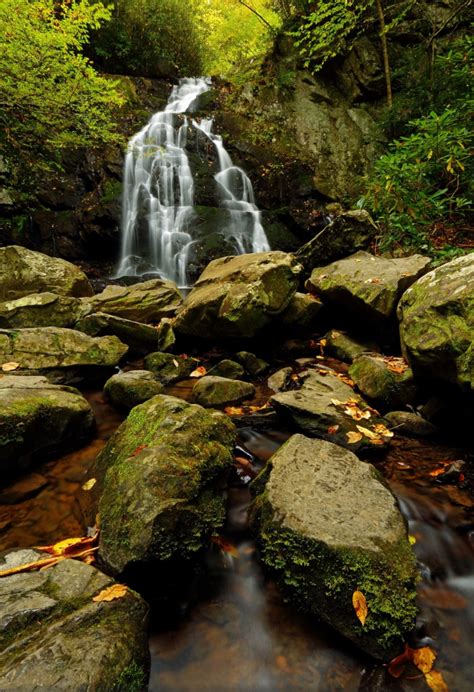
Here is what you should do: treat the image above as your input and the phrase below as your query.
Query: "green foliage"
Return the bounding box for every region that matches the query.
[91,0,203,78]
[0,0,124,180]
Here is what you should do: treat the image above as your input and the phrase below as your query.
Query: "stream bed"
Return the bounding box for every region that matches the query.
[0,387,473,691]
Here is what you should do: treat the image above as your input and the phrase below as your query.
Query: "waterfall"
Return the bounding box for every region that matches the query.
[116,77,269,287]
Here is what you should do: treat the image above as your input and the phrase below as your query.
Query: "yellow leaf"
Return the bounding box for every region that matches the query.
[352,590,368,625]
[409,535,417,545]
[372,423,394,439]
[93,584,128,603]
[82,478,96,491]
[356,424,379,440]
[413,646,436,674]
[2,361,20,372]
[425,670,449,692]
[190,366,207,378]
[347,431,363,444]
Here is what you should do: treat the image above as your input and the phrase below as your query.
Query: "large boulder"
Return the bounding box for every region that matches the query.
[192,376,255,408]
[324,329,380,363]
[0,551,149,689]
[349,354,418,412]
[0,246,93,300]
[144,352,197,385]
[0,293,87,329]
[104,370,164,411]
[252,434,418,660]
[75,312,159,355]
[271,367,392,452]
[306,251,431,324]
[398,254,474,392]
[85,279,182,324]
[0,328,128,383]
[0,375,94,477]
[96,395,236,575]
[174,252,301,339]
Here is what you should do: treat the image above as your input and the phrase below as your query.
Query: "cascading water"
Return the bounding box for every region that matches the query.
[116,77,269,287]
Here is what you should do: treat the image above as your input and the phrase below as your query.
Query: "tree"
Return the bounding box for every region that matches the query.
[0,0,123,180]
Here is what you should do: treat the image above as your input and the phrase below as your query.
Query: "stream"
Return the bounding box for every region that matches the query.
[0,377,472,691]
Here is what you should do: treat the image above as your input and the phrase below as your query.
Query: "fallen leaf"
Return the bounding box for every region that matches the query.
[425,670,449,692]
[347,431,363,444]
[131,444,148,457]
[190,366,207,378]
[352,590,368,625]
[429,467,448,477]
[36,534,98,557]
[327,425,340,434]
[409,535,417,545]
[82,478,96,491]
[275,655,292,673]
[224,406,244,416]
[172,358,179,368]
[2,361,20,372]
[372,423,394,439]
[413,646,436,674]
[356,424,379,440]
[93,584,128,603]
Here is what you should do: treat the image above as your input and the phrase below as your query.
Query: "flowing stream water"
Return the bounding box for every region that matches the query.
[116,77,269,287]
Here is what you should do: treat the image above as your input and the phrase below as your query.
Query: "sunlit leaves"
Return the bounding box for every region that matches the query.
[352,590,368,625]
[93,584,128,602]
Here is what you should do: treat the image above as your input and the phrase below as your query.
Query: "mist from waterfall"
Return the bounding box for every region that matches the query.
[116,77,269,287]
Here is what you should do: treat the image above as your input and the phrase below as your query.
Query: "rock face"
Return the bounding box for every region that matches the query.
[325,329,380,363]
[85,279,182,324]
[75,312,159,355]
[398,254,474,391]
[193,376,256,408]
[252,435,418,660]
[0,375,94,475]
[174,252,301,339]
[97,395,236,575]
[0,246,93,300]
[0,293,87,329]
[104,370,164,410]
[306,251,431,323]
[0,551,149,689]
[0,328,128,383]
[271,368,391,452]
[279,292,323,330]
[144,352,197,384]
[349,355,417,411]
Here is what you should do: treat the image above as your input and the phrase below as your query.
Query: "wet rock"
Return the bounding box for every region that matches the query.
[0,473,48,504]
[85,278,182,324]
[104,370,164,411]
[0,552,149,690]
[156,318,176,352]
[144,351,196,384]
[97,395,236,575]
[267,367,293,392]
[0,327,128,383]
[209,359,245,379]
[0,293,87,329]
[174,252,301,339]
[349,355,418,412]
[279,292,323,330]
[306,251,431,324]
[384,411,438,438]
[193,376,255,408]
[0,375,94,476]
[325,329,380,363]
[271,368,390,452]
[296,210,377,275]
[235,351,269,376]
[398,254,474,392]
[252,434,418,660]
[0,246,93,300]
[75,312,159,355]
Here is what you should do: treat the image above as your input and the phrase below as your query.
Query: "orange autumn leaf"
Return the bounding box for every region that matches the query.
[429,467,447,477]
[36,532,98,557]
[425,670,449,692]
[190,365,207,378]
[224,406,244,416]
[1,361,20,372]
[412,646,436,674]
[327,424,340,434]
[131,444,148,457]
[352,590,368,625]
[347,431,363,444]
[93,584,128,603]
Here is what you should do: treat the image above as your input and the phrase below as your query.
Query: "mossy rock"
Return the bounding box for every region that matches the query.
[104,370,164,411]
[208,359,245,380]
[75,312,159,356]
[85,279,182,324]
[279,292,323,330]
[0,293,87,329]
[144,351,196,384]
[349,355,417,412]
[192,376,255,408]
[97,395,236,575]
[324,329,380,363]
[252,434,418,660]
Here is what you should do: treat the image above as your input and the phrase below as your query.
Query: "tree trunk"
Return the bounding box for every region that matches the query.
[374,0,393,109]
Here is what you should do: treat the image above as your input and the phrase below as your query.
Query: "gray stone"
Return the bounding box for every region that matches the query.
[235,351,269,376]
[104,370,164,410]
[267,367,293,392]
[384,411,438,438]
[193,376,256,408]
[208,359,245,380]
[253,434,417,660]
[75,312,159,355]
[324,329,380,363]
[279,292,323,329]
[349,354,418,411]
[144,351,197,384]
[0,293,87,329]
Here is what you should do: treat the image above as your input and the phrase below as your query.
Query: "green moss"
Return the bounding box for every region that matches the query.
[112,661,147,692]
[100,179,122,205]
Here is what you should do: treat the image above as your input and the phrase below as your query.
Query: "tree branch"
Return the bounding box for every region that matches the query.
[237,0,275,31]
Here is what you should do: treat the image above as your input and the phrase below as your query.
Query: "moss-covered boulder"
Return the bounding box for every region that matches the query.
[324,329,380,363]
[279,292,323,330]
[97,395,236,575]
[235,351,269,376]
[208,359,245,380]
[193,376,255,408]
[0,293,87,329]
[0,551,149,689]
[0,328,128,383]
[306,251,431,324]
[0,246,93,300]
[271,367,391,452]
[144,351,197,384]
[384,411,438,438]
[174,252,301,339]
[252,434,418,660]
[349,355,418,412]
[104,370,164,411]
[75,312,159,356]
[0,375,94,476]
[85,279,182,324]
[398,254,474,392]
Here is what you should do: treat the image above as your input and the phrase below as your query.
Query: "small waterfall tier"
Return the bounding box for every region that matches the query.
[116,77,270,287]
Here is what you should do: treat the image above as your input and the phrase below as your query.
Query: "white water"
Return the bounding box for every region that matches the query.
[116,77,269,287]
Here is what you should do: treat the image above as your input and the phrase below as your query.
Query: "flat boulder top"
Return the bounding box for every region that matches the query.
[86,278,182,323]
[266,434,405,552]
[193,251,299,286]
[0,246,93,300]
